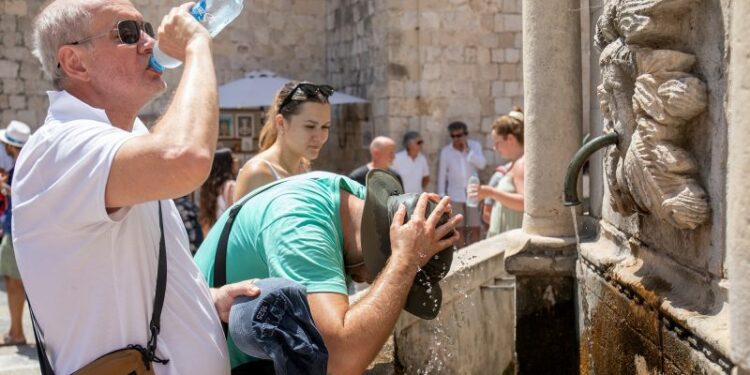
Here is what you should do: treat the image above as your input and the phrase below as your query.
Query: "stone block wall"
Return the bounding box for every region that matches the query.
[2,0,522,182]
[0,0,327,124]
[0,1,51,129]
[325,0,524,188]
[134,0,329,118]
[386,0,524,185]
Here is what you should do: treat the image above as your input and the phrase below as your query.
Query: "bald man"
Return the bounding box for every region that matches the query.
[348,136,403,187]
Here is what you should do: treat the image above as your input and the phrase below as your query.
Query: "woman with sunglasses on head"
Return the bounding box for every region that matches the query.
[468,106,526,238]
[234,81,333,201]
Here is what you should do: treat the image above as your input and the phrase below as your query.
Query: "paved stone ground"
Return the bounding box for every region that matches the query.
[0,279,39,375]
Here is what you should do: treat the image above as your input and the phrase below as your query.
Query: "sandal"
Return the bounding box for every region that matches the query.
[0,335,26,347]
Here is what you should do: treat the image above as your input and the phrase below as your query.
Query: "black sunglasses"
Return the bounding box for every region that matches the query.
[450,132,467,139]
[278,83,334,113]
[70,20,154,46]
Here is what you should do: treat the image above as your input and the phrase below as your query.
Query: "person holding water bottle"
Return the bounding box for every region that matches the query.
[14,1,257,373]
[467,107,526,238]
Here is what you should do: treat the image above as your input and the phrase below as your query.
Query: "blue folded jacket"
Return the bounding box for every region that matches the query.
[229,278,328,375]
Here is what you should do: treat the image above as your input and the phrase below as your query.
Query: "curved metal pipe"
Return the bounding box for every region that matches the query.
[563,132,619,207]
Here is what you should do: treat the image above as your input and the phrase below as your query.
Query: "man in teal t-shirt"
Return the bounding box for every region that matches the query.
[194,172,361,368]
[194,171,461,374]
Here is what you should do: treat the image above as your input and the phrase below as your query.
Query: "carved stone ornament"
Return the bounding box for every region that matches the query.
[595,0,710,230]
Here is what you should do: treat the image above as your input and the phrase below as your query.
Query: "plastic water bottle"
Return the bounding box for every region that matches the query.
[149,0,244,72]
[466,175,480,207]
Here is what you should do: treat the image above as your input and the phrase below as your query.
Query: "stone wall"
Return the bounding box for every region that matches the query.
[325,0,524,187]
[386,0,523,186]
[134,0,329,118]
[0,1,50,129]
[0,0,327,123]
[2,0,522,183]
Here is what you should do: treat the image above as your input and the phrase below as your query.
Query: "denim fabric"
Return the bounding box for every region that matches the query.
[230,278,328,375]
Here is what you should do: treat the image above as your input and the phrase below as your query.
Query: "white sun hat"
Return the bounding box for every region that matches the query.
[0,121,31,148]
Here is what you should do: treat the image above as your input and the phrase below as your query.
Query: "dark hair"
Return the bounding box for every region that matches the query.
[258,81,331,151]
[199,148,235,230]
[492,106,524,144]
[402,131,420,149]
[447,121,468,134]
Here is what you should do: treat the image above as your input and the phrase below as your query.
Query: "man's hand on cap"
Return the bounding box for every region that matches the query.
[211,279,261,323]
[390,194,462,269]
[155,2,211,62]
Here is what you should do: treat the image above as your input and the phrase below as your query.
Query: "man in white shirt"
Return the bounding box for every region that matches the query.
[392,131,430,194]
[437,121,487,246]
[13,1,258,374]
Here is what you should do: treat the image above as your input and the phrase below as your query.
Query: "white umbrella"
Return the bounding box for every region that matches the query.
[218,69,368,109]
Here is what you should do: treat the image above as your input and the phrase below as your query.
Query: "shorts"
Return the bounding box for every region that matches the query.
[453,203,481,228]
[0,234,20,279]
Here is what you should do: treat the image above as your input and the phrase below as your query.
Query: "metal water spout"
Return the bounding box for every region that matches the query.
[563,132,619,207]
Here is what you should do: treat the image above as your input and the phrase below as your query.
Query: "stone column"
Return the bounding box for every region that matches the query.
[727,1,750,372]
[501,0,582,373]
[522,0,582,238]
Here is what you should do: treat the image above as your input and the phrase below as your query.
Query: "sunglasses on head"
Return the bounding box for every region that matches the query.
[278,83,335,113]
[70,20,154,46]
[450,132,467,139]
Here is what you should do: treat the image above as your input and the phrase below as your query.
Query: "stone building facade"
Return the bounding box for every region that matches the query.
[0,0,523,184]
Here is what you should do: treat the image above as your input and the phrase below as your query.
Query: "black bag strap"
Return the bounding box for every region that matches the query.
[30,201,170,374]
[144,201,170,367]
[213,179,291,335]
[29,302,53,375]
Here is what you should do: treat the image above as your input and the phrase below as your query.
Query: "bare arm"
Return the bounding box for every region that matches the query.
[309,195,462,375]
[233,161,278,201]
[105,4,217,209]
[477,161,525,212]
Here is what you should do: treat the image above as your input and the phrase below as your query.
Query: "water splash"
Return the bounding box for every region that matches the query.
[571,206,594,374]
[415,248,477,374]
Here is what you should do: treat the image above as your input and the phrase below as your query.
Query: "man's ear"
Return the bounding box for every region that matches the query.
[57,46,90,83]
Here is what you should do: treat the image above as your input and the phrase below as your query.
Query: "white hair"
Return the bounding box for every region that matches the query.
[32,1,98,89]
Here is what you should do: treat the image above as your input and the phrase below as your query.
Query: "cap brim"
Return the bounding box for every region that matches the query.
[404,278,443,320]
[361,169,403,282]
[361,172,455,320]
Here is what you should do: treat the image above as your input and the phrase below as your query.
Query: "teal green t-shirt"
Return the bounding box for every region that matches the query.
[193,171,366,369]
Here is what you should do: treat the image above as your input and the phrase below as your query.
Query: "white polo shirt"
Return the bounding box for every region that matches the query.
[392,150,430,194]
[12,91,230,375]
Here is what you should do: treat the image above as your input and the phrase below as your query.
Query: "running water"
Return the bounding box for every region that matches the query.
[571,206,594,374]
[415,247,476,374]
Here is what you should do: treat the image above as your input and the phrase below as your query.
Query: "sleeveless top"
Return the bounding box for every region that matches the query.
[257,159,282,180]
[487,172,524,238]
